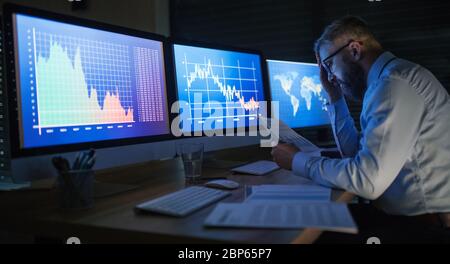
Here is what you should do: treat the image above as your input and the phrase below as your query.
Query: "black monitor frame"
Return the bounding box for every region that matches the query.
[168,38,271,138]
[3,4,177,158]
[266,58,332,131]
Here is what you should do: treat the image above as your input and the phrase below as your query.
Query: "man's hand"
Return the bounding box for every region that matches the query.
[315,53,342,103]
[271,144,300,171]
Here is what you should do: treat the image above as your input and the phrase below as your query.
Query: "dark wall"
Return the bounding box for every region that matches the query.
[0,0,159,33]
[170,0,450,132]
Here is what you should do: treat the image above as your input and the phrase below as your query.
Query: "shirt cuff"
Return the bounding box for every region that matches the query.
[292,150,321,177]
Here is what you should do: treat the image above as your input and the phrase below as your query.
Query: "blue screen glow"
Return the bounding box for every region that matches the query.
[13,13,170,149]
[267,60,330,128]
[173,44,266,133]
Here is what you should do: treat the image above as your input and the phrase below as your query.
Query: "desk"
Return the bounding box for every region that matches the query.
[0,145,354,244]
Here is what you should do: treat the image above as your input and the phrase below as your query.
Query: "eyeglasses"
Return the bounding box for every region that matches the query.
[321,40,354,76]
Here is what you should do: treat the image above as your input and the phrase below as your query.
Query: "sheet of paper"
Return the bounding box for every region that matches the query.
[245,184,331,203]
[277,120,321,152]
[259,117,320,152]
[204,202,358,234]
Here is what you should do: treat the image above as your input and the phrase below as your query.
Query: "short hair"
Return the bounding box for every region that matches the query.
[314,16,380,53]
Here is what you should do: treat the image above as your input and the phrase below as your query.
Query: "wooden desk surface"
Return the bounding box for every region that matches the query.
[0,145,354,244]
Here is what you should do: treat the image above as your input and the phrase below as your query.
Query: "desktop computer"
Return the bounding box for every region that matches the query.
[171,41,269,135]
[170,41,270,168]
[1,4,174,183]
[267,59,332,145]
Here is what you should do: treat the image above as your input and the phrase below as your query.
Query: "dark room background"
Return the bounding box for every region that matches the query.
[170,0,450,136]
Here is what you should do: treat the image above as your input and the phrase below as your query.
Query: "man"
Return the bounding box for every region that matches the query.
[271,16,450,236]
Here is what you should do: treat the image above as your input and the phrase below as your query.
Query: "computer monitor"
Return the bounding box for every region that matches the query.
[2,4,174,182]
[267,59,330,129]
[5,4,172,157]
[172,41,268,134]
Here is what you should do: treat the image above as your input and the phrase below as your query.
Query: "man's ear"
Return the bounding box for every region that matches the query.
[349,42,362,61]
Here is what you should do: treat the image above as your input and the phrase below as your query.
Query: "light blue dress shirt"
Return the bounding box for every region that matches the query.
[292,52,450,216]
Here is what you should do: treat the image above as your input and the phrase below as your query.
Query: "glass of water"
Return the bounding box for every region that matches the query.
[177,143,204,183]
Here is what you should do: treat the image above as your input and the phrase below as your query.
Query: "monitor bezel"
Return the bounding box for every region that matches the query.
[266,58,331,130]
[169,38,271,138]
[3,3,177,158]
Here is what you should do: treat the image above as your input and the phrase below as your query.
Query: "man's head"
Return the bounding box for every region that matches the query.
[315,16,383,102]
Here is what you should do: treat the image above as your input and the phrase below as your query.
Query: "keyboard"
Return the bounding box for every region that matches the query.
[231,160,280,176]
[135,186,231,217]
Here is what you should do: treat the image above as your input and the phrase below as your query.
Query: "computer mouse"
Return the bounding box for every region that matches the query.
[205,179,240,190]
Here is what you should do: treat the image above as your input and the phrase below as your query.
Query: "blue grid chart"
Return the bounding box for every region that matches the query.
[15,13,169,148]
[173,44,266,132]
[34,31,134,128]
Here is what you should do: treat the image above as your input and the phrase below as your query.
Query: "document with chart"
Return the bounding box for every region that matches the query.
[259,117,321,152]
[204,202,357,234]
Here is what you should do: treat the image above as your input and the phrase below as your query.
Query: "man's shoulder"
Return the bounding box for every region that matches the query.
[367,69,415,100]
[384,57,446,103]
[380,57,423,82]
[364,67,424,114]
[382,57,443,91]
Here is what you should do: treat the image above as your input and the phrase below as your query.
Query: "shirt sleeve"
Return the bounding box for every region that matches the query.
[327,97,360,158]
[293,77,425,200]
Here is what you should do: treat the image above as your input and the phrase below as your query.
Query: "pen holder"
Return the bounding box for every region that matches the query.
[57,170,95,210]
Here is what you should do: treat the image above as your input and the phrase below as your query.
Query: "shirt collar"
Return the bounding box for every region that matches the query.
[367,51,396,87]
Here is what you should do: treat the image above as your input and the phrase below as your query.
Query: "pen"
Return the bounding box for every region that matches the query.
[73,152,82,170]
[83,154,96,170]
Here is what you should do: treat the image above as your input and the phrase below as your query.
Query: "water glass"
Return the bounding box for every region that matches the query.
[177,143,204,183]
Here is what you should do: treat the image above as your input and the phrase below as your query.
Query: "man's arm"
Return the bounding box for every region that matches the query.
[314,53,359,157]
[293,77,424,200]
[328,97,360,157]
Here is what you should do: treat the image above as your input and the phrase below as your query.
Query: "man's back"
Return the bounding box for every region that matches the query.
[366,56,450,215]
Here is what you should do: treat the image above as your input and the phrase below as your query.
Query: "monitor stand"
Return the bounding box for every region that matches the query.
[0,181,31,191]
[0,171,137,196]
[0,174,31,191]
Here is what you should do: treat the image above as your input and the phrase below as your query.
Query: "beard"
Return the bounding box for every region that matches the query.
[335,55,366,102]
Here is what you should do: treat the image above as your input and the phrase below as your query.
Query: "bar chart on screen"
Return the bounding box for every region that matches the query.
[15,14,169,148]
[33,32,135,133]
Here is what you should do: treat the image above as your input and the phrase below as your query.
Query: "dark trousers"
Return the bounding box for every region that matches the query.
[316,204,450,244]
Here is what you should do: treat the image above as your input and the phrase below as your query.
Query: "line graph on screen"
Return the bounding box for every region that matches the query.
[181,53,261,120]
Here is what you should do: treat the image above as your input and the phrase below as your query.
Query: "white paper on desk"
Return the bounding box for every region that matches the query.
[260,117,320,152]
[278,120,321,152]
[204,202,358,234]
[246,184,331,203]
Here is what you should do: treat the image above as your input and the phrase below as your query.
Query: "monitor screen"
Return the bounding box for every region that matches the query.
[173,44,266,133]
[12,13,170,149]
[267,60,330,129]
